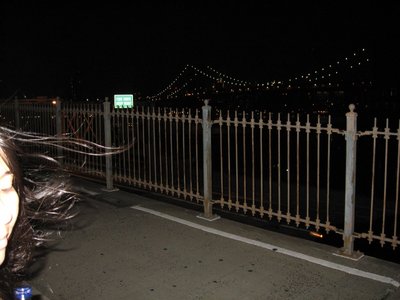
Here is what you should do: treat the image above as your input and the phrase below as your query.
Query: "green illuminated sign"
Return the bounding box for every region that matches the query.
[114,94,134,108]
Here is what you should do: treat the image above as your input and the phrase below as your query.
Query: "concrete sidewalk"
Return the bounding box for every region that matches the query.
[29,177,400,299]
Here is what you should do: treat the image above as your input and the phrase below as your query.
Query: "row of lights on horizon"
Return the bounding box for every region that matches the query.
[146,48,370,101]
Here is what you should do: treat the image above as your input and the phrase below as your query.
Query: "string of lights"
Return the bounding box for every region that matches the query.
[145,48,371,101]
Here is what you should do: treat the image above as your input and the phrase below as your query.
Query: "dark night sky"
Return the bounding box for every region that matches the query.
[1,2,399,100]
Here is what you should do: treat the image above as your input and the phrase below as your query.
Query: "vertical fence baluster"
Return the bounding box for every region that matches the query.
[381,119,390,246]
[235,110,239,211]
[103,98,114,190]
[152,108,157,190]
[368,119,377,243]
[316,115,321,231]
[121,110,126,181]
[296,114,301,226]
[268,113,273,219]
[157,108,162,192]
[169,108,174,194]
[142,107,147,187]
[219,111,224,206]
[132,110,137,185]
[127,108,132,183]
[393,120,400,249]
[286,113,291,223]
[188,109,193,199]
[136,107,141,186]
[306,114,310,228]
[242,111,247,213]
[96,104,102,175]
[147,107,152,189]
[259,113,264,218]
[277,113,282,222]
[182,109,187,198]
[175,109,181,196]
[56,98,63,164]
[164,109,169,193]
[195,109,200,201]
[227,111,232,209]
[251,111,255,215]
[14,97,20,130]
[326,115,332,231]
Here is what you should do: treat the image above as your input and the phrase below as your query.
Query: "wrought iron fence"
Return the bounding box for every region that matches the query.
[1,97,399,257]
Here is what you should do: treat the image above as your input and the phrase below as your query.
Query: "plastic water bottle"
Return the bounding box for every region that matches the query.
[13,284,32,300]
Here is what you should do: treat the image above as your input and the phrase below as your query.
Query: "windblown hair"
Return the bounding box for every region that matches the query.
[0,126,124,299]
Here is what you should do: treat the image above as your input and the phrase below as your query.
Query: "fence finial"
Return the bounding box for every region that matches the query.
[349,104,355,112]
[204,99,210,106]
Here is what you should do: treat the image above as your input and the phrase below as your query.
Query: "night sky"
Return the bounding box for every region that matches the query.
[1,2,399,100]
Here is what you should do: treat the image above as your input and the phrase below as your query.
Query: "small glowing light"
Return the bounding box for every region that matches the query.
[309,231,323,238]
[51,100,57,105]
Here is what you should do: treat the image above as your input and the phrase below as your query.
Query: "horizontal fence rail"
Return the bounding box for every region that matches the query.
[1,98,399,256]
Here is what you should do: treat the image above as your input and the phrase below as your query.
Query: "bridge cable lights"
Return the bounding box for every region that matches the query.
[145,47,370,100]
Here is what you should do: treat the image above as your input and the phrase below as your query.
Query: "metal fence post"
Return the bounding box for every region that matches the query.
[198,100,220,221]
[103,98,116,191]
[55,97,63,164]
[338,104,362,259]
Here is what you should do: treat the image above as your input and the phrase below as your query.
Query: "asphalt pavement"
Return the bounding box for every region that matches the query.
[28,177,400,300]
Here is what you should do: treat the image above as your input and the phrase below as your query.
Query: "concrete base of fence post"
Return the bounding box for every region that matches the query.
[197,202,220,221]
[333,248,364,261]
[197,213,221,221]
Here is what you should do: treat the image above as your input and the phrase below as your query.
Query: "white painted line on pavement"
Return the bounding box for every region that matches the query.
[131,205,400,288]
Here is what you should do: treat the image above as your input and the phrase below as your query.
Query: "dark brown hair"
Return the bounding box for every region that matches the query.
[0,126,126,299]
[0,128,77,299]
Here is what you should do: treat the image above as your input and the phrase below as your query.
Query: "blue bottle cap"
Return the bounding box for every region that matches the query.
[14,285,32,300]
